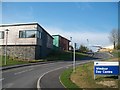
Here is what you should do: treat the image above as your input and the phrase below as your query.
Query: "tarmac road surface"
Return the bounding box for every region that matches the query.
[2,52,112,90]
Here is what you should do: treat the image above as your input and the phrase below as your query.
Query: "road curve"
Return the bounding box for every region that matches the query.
[2,52,112,89]
[2,62,73,89]
[38,52,113,90]
[39,60,92,90]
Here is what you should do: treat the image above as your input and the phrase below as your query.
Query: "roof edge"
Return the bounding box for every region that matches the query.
[52,35,70,41]
[0,22,54,39]
[0,22,38,27]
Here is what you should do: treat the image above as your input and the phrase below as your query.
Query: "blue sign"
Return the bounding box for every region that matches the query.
[94,62,119,76]
[94,66,119,75]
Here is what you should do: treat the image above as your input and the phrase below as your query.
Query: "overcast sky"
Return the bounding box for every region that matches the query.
[1,2,118,51]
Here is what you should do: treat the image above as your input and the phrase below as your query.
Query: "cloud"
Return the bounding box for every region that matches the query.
[45,26,112,51]
[74,2,93,10]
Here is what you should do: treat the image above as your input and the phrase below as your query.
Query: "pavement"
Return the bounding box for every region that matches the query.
[1,52,113,90]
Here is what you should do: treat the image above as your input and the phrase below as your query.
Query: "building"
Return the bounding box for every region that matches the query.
[98,45,114,53]
[52,35,70,51]
[0,23,53,60]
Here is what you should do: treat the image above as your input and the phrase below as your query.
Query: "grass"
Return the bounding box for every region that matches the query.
[111,50,120,58]
[0,56,29,66]
[110,50,120,61]
[70,63,118,89]
[60,69,80,90]
[0,56,44,66]
[60,55,119,89]
[46,50,89,61]
[0,50,90,66]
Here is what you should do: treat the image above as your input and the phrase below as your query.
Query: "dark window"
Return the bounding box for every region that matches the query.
[26,31,37,38]
[37,31,41,38]
[19,31,26,38]
[0,31,4,39]
[19,30,41,38]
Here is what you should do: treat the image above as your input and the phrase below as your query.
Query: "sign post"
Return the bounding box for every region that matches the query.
[73,43,76,73]
[94,61,119,80]
[5,29,9,65]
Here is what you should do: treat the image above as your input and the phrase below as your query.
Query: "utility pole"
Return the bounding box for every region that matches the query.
[75,43,77,50]
[87,39,89,47]
[1,32,4,66]
[1,46,2,64]
[70,37,72,51]
[73,43,76,73]
[5,29,9,65]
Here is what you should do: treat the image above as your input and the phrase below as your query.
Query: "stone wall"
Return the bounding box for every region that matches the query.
[0,45,36,60]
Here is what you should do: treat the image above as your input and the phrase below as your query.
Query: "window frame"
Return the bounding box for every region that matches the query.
[19,30,41,39]
[0,31,4,39]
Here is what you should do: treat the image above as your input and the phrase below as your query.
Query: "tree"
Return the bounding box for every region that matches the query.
[109,29,118,49]
[117,29,120,49]
[116,44,120,49]
[79,45,89,53]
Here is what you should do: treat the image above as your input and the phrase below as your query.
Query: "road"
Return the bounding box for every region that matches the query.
[1,52,112,90]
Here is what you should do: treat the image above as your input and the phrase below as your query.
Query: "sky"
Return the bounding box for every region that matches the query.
[1,2,118,51]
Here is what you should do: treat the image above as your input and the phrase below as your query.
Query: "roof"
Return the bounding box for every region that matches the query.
[0,22,53,39]
[0,22,38,27]
[52,35,70,42]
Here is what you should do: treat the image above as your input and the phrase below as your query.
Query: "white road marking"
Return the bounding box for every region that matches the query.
[37,60,93,90]
[0,78,4,81]
[37,65,71,90]
[3,62,64,73]
[59,76,66,88]
[14,68,34,75]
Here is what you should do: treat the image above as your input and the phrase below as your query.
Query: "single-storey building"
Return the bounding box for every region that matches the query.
[52,35,70,51]
[0,23,53,60]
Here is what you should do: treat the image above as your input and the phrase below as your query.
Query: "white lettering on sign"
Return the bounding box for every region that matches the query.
[103,71,113,73]
[96,70,101,73]
[95,70,113,74]
[96,67,108,70]
[94,61,119,80]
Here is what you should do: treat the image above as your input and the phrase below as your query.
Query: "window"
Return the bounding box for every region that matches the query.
[19,31,26,38]
[19,30,41,38]
[36,31,41,38]
[0,31,4,39]
[26,31,37,38]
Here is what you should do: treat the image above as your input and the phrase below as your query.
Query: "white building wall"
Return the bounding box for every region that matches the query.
[0,24,42,46]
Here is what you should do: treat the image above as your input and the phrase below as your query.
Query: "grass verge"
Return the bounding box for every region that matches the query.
[0,51,90,66]
[71,63,118,88]
[60,68,80,90]
[111,50,120,59]
[0,56,44,66]
[46,50,89,61]
[60,58,119,89]
[0,56,28,66]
